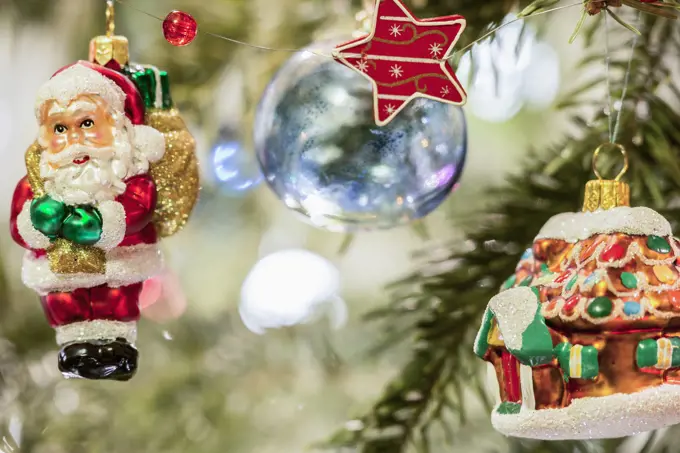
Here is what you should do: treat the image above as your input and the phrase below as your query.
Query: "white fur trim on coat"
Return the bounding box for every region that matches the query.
[22,243,163,295]
[16,201,52,250]
[55,320,137,346]
[132,124,165,163]
[35,64,126,118]
[95,200,126,251]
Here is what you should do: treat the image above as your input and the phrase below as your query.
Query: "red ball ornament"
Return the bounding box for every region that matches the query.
[162,10,197,47]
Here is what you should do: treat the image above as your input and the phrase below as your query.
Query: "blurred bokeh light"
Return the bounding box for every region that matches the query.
[240,249,347,334]
[211,128,263,196]
[457,14,560,123]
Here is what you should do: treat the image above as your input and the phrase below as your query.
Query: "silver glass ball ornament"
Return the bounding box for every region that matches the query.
[254,41,467,232]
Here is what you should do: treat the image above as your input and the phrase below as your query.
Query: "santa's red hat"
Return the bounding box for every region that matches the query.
[34,61,165,163]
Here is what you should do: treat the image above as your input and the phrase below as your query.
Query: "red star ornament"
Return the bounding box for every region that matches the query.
[333,0,467,126]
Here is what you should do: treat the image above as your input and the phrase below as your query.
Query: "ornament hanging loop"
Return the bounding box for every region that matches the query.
[583,143,630,212]
[106,0,115,37]
[592,142,629,181]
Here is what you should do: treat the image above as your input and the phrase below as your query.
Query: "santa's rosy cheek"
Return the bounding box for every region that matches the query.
[82,124,115,146]
[49,134,68,153]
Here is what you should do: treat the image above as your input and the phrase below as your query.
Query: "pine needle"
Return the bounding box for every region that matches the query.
[569,9,589,43]
[606,7,642,34]
[621,0,679,18]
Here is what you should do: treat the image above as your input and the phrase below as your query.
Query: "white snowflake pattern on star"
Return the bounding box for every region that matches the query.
[389,24,402,37]
[355,60,369,73]
[389,65,404,79]
[384,104,396,115]
[429,43,443,58]
[440,86,450,97]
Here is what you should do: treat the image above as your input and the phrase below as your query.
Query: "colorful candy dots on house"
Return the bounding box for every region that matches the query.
[562,295,580,315]
[566,275,578,292]
[580,239,601,261]
[623,301,641,316]
[554,271,572,284]
[620,272,637,289]
[669,291,680,310]
[648,235,671,254]
[601,242,626,262]
[587,297,613,318]
[583,272,597,286]
[653,265,675,284]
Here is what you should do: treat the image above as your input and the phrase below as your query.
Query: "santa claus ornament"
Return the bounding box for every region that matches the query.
[9,4,199,381]
[474,143,680,439]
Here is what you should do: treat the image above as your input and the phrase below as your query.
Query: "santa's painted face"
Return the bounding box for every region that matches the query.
[40,94,116,158]
[38,94,145,205]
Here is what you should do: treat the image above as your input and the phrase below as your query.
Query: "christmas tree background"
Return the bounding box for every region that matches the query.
[1,0,678,452]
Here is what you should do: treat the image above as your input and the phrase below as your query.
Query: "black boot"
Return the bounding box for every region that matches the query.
[58,338,138,381]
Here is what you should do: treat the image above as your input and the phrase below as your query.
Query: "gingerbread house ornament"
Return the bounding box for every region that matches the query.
[475,145,680,439]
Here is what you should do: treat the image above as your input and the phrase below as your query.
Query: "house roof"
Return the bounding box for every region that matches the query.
[535,207,671,243]
[510,230,680,329]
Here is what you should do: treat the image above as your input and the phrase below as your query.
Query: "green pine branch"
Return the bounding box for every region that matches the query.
[320,14,680,453]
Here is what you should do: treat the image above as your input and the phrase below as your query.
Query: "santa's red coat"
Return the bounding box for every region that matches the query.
[9,173,164,328]
[10,174,162,304]
[10,174,158,250]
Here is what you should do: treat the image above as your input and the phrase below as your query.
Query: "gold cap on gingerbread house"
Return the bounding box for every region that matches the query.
[582,143,630,212]
[88,1,129,67]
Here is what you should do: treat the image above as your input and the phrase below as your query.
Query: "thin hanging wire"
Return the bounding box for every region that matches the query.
[106,0,115,37]
[604,10,642,144]
[115,0,331,57]
[611,12,642,144]
[115,0,580,61]
[448,1,583,59]
[604,12,614,143]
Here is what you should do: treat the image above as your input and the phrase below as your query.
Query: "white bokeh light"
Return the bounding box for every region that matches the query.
[520,41,561,109]
[240,249,347,334]
[457,14,560,123]
[0,99,12,155]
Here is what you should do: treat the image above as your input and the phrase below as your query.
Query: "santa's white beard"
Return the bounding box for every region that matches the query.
[40,128,150,205]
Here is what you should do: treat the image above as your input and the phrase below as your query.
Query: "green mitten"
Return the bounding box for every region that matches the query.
[61,206,103,245]
[30,195,68,238]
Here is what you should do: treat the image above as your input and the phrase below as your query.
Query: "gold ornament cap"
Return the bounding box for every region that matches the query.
[89,35,129,67]
[89,0,129,66]
[582,143,630,212]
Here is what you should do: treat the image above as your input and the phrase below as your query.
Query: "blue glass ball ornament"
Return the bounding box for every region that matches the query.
[253,41,468,232]
[211,129,263,195]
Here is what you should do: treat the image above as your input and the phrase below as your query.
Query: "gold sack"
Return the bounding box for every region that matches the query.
[146,108,199,238]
